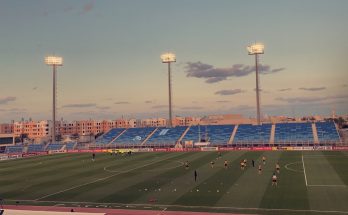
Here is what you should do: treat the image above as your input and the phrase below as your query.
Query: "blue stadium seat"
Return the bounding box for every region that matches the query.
[46,144,64,151]
[65,142,76,150]
[233,124,272,144]
[146,126,188,145]
[112,127,156,145]
[316,121,340,143]
[96,128,125,144]
[182,125,234,145]
[5,146,23,154]
[27,144,44,152]
[274,123,313,143]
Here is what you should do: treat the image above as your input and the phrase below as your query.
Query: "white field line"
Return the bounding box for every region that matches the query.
[35,153,182,201]
[302,154,308,187]
[157,207,167,215]
[303,155,346,158]
[301,154,346,188]
[307,184,347,187]
[7,199,348,214]
[284,161,303,173]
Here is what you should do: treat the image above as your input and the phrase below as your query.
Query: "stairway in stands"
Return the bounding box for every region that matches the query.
[178,126,191,143]
[228,125,238,144]
[269,124,275,144]
[141,127,158,145]
[311,123,319,144]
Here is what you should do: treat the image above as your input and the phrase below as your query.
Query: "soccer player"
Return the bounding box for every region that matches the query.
[210,160,215,168]
[262,156,266,165]
[276,162,280,174]
[92,153,95,161]
[194,170,198,182]
[240,160,245,170]
[272,173,278,186]
[258,164,262,174]
[224,160,228,169]
[185,161,190,170]
[251,159,255,167]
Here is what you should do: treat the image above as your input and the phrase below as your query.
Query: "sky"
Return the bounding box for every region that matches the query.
[0,0,347,122]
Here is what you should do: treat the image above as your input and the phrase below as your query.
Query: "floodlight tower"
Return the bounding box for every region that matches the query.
[247,43,264,125]
[45,56,63,143]
[161,52,176,128]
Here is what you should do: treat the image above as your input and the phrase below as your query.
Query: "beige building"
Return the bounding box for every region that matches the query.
[0,123,13,134]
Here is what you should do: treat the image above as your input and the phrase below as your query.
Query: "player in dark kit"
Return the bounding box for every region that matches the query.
[92,153,95,161]
[194,170,198,182]
[252,159,255,167]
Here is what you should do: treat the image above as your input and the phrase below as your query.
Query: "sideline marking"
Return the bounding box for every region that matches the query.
[302,154,308,187]
[301,154,346,188]
[35,153,183,201]
[5,200,348,215]
[307,184,347,188]
[157,207,167,215]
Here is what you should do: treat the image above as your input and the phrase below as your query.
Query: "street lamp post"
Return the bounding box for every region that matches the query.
[160,52,176,128]
[45,56,63,143]
[247,43,264,125]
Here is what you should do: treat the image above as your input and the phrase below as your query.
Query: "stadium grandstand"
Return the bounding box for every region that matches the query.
[0,121,345,154]
[88,121,342,148]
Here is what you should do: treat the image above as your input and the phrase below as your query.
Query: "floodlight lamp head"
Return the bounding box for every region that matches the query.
[161,52,176,63]
[45,56,63,66]
[247,43,265,55]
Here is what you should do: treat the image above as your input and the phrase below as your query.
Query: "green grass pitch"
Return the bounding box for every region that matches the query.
[1,151,348,214]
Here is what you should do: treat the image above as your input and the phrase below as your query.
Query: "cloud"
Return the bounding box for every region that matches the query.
[9,108,26,112]
[63,103,96,108]
[342,84,347,88]
[0,108,26,112]
[96,106,110,110]
[152,105,168,109]
[184,61,285,83]
[275,94,348,103]
[32,87,38,90]
[216,100,229,103]
[229,105,255,112]
[179,106,204,110]
[63,6,74,13]
[299,87,326,91]
[114,101,129,105]
[215,89,244,96]
[253,88,269,93]
[0,96,16,105]
[278,88,292,92]
[145,101,153,104]
[83,1,94,13]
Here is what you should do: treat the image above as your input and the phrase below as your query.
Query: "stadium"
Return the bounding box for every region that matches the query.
[1,1,348,215]
[1,117,348,215]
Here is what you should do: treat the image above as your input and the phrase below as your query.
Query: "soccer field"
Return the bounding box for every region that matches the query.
[1,151,348,214]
